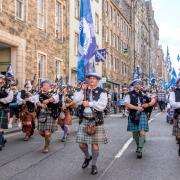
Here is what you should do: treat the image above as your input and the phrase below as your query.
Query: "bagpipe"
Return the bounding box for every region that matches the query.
[18,89,36,113]
[38,91,60,119]
[0,82,11,109]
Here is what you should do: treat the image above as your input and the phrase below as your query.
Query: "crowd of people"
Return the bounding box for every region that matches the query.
[0,72,180,175]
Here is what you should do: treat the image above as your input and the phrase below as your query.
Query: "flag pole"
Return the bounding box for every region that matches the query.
[84,64,87,101]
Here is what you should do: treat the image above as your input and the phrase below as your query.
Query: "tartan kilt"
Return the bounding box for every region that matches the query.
[127,112,149,132]
[0,109,8,129]
[76,119,108,145]
[37,113,58,133]
[172,114,180,137]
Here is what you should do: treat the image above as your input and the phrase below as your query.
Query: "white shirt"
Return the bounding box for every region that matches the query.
[73,89,108,112]
[169,91,180,109]
[29,93,59,105]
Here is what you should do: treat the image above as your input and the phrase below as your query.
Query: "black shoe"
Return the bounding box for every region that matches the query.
[137,148,142,159]
[91,165,98,175]
[0,145,2,151]
[24,136,29,141]
[82,156,92,169]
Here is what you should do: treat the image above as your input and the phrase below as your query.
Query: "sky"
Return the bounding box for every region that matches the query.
[152,0,180,75]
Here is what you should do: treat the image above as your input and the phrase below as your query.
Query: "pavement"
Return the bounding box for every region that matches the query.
[0,111,180,180]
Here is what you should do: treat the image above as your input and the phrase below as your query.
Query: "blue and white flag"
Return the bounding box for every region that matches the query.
[150,72,155,85]
[163,80,168,90]
[133,66,140,80]
[168,68,177,88]
[77,0,97,81]
[177,54,180,62]
[6,64,14,78]
[95,49,106,62]
[59,76,63,90]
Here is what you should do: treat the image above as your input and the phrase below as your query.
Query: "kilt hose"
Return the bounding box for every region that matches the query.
[0,109,8,129]
[172,114,180,137]
[38,113,58,133]
[127,112,149,132]
[76,119,108,145]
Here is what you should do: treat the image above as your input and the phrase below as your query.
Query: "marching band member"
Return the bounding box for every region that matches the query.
[170,78,180,156]
[125,79,156,159]
[73,72,108,175]
[17,81,36,141]
[0,74,13,151]
[58,85,76,142]
[30,80,59,153]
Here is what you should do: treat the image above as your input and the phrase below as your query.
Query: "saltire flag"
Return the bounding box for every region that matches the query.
[95,48,106,62]
[59,76,63,90]
[77,0,97,81]
[163,80,168,90]
[177,54,180,62]
[150,72,155,85]
[6,64,14,78]
[168,68,177,88]
[133,66,140,80]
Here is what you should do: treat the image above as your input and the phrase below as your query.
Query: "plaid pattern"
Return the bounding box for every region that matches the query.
[38,113,58,133]
[127,112,149,132]
[0,109,8,129]
[76,118,108,144]
[172,114,180,137]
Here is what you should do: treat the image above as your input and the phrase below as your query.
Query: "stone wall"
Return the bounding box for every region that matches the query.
[0,0,69,87]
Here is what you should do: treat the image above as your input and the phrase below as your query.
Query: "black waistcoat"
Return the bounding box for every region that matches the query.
[129,90,151,114]
[85,87,105,102]
[0,84,8,99]
[175,88,180,102]
[174,88,180,114]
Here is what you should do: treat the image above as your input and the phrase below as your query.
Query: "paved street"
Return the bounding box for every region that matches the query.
[0,111,179,180]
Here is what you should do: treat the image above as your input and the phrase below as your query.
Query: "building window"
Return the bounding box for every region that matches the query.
[56,1,63,39]
[109,5,112,20]
[75,0,80,19]
[111,55,113,70]
[95,13,99,34]
[55,59,61,78]
[15,0,25,20]
[114,57,116,72]
[106,27,109,42]
[37,53,46,81]
[37,0,45,30]
[109,30,112,45]
[74,33,79,56]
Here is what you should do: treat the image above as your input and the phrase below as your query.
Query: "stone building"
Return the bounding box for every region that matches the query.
[145,0,159,78]
[68,0,103,87]
[0,0,69,88]
[102,0,132,91]
[129,0,151,80]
